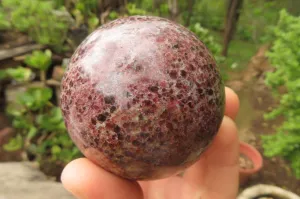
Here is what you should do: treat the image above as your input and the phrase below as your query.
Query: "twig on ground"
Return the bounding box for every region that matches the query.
[0,44,44,61]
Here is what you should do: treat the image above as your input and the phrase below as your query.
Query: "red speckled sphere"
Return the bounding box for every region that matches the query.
[60,16,225,180]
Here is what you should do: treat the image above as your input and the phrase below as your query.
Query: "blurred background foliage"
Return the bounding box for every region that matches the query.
[0,0,299,179]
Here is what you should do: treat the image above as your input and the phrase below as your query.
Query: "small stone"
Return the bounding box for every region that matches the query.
[0,162,74,199]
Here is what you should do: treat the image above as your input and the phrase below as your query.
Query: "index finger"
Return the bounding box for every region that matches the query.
[224,87,240,120]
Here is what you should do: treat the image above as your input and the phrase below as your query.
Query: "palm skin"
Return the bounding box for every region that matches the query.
[61,87,240,199]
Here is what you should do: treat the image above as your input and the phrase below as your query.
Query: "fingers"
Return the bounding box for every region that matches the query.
[61,158,143,199]
[139,176,201,199]
[163,177,202,199]
[183,116,239,199]
[202,116,239,166]
[224,87,240,120]
[61,86,239,199]
[139,178,170,199]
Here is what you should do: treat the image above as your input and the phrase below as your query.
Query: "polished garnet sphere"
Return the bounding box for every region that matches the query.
[60,16,225,180]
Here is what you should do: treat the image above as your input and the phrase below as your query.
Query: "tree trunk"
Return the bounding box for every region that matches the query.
[185,0,195,27]
[222,0,244,56]
[168,0,179,22]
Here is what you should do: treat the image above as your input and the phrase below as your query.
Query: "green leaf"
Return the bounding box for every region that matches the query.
[24,50,52,71]
[57,133,73,147]
[288,150,300,178]
[26,126,38,140]
[74,0,97,16]
[126,3,147,15]
[2,0,20,8]
[5,67,33,82]
[0,69,8,80]
[51,145,61,154]
[88,14,99,32]
[108,11,119,20]
[189,23,223,62]
[18,87,52,111]
[0,9,11,30]
[12,116,32,129]
[75,2,85,13]
[3,134,23,152]
[5,103,25,117]
[159,3,169,16]
[36,107,66,132]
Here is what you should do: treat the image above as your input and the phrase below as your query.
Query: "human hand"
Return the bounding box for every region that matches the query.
[61,87,240,199]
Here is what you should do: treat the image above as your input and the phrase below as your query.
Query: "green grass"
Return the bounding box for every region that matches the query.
[210,30,259,72]
[224,39,258,71]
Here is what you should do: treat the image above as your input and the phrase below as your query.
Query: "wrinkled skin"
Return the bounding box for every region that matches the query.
[60,16,225,180]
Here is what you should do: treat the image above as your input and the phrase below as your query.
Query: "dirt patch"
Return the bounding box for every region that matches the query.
[240,153,254,170]
[227,45,300,195]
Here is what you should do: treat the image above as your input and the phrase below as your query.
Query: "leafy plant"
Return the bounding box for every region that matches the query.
[0,50,52,84]
[0,8,11,30]
[159,3,169,17]
[53,0,65,8]
[238,0,280,42]
[126,3,147,16]
[0,67,33,82]
[0,70,7,80]
[35,107,80,162]
[2,0,72,51]
[190,0,225,31]
[36,107,66,132]
[108,11,119,21]
[189,23,224,63]
[130,0,169,17]
[23,49,52,83]
[74,0,98,17]
[4,85,81,163]
[3,134,23,151]
[87,14,99,32]
[25,50,52,71]
[262,10,300,178]
[134,0,153,11]
[3,49,81,166]
[19,87,52,111]
[70,0,100,33]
